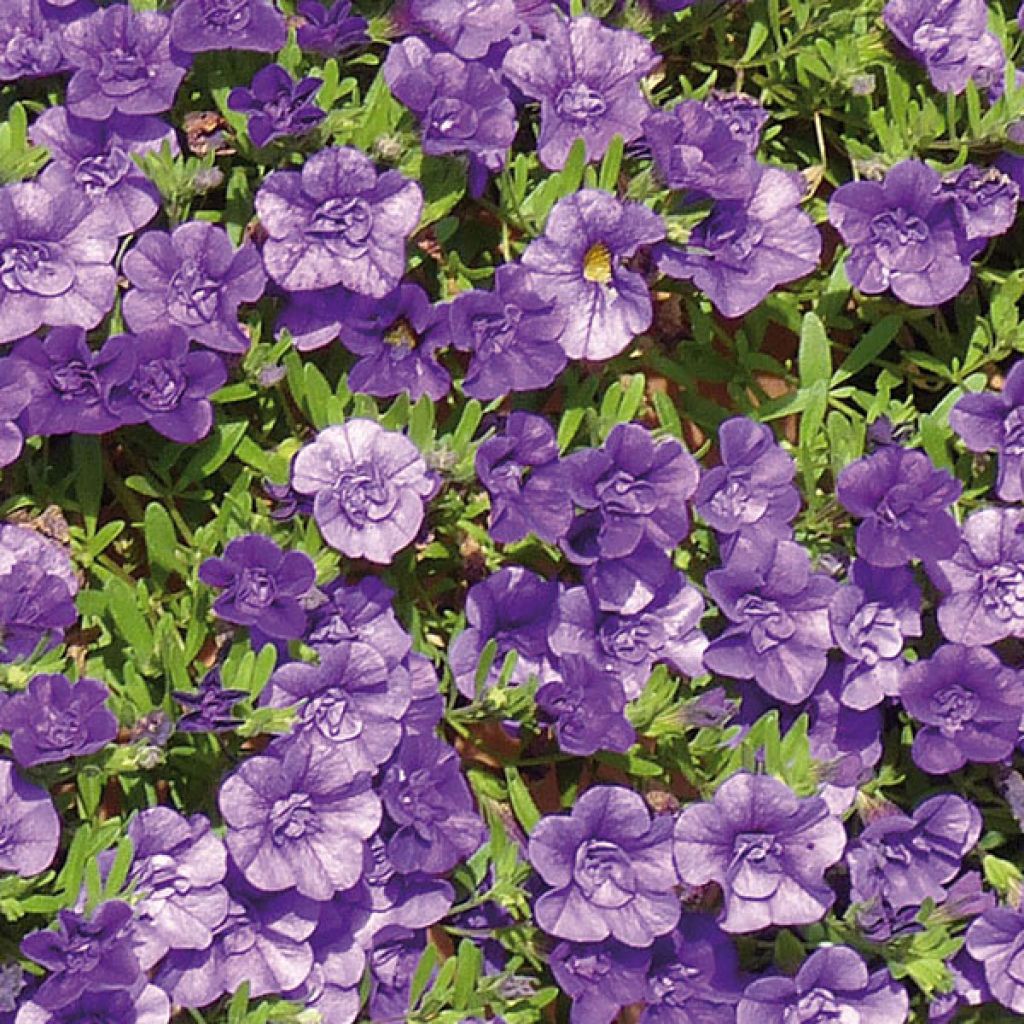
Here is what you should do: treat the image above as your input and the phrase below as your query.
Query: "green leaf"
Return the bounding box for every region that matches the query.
[177,421,249,489]
[598,134,625,192]
[833,315,902,384]
[798,312,832,389]
[107,579,154,663]
[72,436,104,535]
[144,503,178,578]
[505,765,541,834]
[409,943,439,1009]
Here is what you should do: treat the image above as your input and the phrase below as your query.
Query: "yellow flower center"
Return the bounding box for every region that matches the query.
[384,319,418,350]
[582,242,613,284]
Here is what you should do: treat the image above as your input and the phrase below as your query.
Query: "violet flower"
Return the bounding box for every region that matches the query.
[0,759,60,878]
[400,0,520,60]
[14,984,170,1024]
[550,938,650,1024]
[704,90,770,152]
[170,0,286,53]
[0,371,32,468]
[296,0,367,55]
[0,0,69,82]
[173,668,248,733]
[228,65,325,148]
[305,577,411,665]
[942,164,1019,253]
[966,907,1024,1015]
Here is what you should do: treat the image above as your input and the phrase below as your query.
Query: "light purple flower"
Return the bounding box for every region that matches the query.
[0,0,70,82]
[550,938,650,1024]
[170,0,286,53]
[0,759,60,878]
[14,983,170,1024]
[966,906,1024,1014]
[296,0,367,55]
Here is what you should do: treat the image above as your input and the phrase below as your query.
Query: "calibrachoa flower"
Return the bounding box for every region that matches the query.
[0,759,60,877]
[14,984,170,1024]
[121,222,267,354]
[529,785,679,946]
[704,90,770,150]
[170,0,286,53]
[549,938,650,1024]
[0,674,116,767]
[0,371,32,468]
[218,743,381,901]
[295,0,367,55]
[503,15,657,169]
[521,189,665,360]
[673,771,846,933]
[60,6,187,120]
[837,445,961,567]
[737,946,909,1024]
[173,668,248,733]
[655,166,822,318]
[199,534,316,640]
[305,577,411,664]
[704,534,837,704]
[966,906,1024,1014]
[400,0,519,59]
[108,327,227,444]
[899,643,1024,773]
[228,65,325,148]
[290,419,435,564]
[255,146,423,297]
[0,0,68,81]
[942,164,1019,252]
[950,361,1024,501]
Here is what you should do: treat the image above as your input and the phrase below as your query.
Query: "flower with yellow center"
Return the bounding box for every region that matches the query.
[384,319,418,350]
[582,241,613,284]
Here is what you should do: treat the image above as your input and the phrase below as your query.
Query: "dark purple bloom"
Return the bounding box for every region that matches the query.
[60,6,187,119]
[228,65,325,148]
[0,759,60,877]
[291,420,435,564]
[262,640,410,776]
[0,0,69,81]
[930,506,1024,645]
[199,534,316,640]
[0,673,116,767]
[837,445,961,567]
[475,412,572,544]
[219,742,381,900]
[966,906,1024,1014]
[275,283,351,352]
[521,189,665,360]
[704,534,837,704]
[16,984,169,1024]
[899,643,1024,773]
[21,902,140,1010]
[449,566,560,698]
[847,793,981,914]
[400,0,519,59]
[338,285,452,401]
[9,330,134,436]
[109,327,227,444]
[673,772,846,933]
[737,946,908,1024]
[255,146,423,297]
[503,15,657,169]
[828,160,975,306]
[550,938,650,1024]
[530,785,679,946]
[122,222,267,355]
[0,182,118,344]
[655,166,821,318]
[366,926,427,1021]
[296,0,367,55]
[170,0,286,53]
[384,37,517,177]
[950,361,1024,501]
[173,668,248,733]
[30,108,171,237]
[549,572,706,701]
[695,416,800,541]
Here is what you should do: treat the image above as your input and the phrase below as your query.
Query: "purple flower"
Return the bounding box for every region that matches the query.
[60,6,187,120]
[704,90,769,152]
[847,793,981,913]
[366,926,427,1021]
[199,534,316,640]
[109,327,227,444]
[0,674,116,767]
[305,577,411,665]
[537,654,635,756]
[379,734,486,874]
[262,640,411,776]
[941,164,1019,251]
[173,668,248,733]
[966,906,1024,1014]
[296,0,367,55]
[503,16,657,169]
[0,0,69,81]
[219,743,381,901]
[704,535,837,704]
[255,146,423,297]
[530,785,679,946]
[400,0,520,59]
[644,99,762,201]
[21,902,140,1010]
[899,643,1024,773]
[30,108,172,237]
[837,445,961,567]
[449,566,560,698]
[0,759,59,877]
[695,416,800,541]
[228,65,325,148]
[290,420,435,564]
[521,189,665,361]
[122,222,267,354]
[9,330,134,436]
[0,370,32,468]
[170,0,286,53]
[549,573,706,701]
[384,37,517,177]
[828,160,974,306]
[339,285,452,402]
[950,361,1024,501]
[673,772,846,933]
[452,266,568,400]
[0,182,117,344]
[563,422,700,564]
[737,946,908,1024]
[655,166,821,318]
[14,984,169,1024]
[550,938,650,1024]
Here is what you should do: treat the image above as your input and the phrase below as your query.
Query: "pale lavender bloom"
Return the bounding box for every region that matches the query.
[170,0,286,53]
[0,371,32,468]
[966,907,1024,1014]
[0,0,71,82]
[14,984,170,1024]
[0,759,60,878]
[550,938,650,1024]
[400,0,520,59]
[942,164,1019,251]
